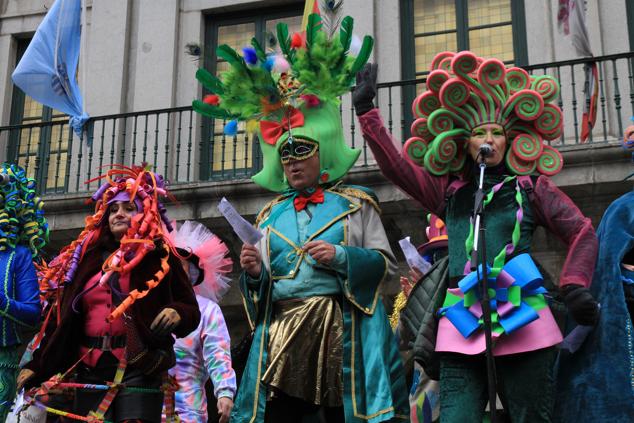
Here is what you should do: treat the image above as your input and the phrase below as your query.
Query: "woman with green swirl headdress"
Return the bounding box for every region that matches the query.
[0,163,47,420]
[353,52,599,422]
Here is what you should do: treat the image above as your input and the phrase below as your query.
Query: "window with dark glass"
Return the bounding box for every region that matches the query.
[201,5,303,180]
[400,0,527,132]
[403,0,526,77]
[7,38,71,193]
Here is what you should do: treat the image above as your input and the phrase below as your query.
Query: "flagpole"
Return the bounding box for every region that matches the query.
[301,0,317,30]
[80,0,86,116]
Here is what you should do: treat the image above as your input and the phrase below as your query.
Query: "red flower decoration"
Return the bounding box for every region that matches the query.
[301,94,320,108]
[203,94,220,106]
[290,32,305,49]
[320,172,329,182]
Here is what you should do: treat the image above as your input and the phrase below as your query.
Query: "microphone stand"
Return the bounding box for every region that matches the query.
[471,153,498,423]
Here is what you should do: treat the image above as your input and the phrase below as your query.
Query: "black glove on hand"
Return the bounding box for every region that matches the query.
[561,284,599,326]
[353,63,378,116]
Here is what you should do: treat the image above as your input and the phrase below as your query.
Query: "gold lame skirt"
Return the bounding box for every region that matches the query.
[262,295,343,407]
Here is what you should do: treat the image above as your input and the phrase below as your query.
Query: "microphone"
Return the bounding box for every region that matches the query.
[0,173,10,186]
[478,144,493,158]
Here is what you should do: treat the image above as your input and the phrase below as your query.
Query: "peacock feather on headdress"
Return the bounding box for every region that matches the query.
[193,7,373,192]
[402,51,564,177]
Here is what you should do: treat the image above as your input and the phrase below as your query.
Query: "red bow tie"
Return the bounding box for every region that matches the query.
[293,188,324,211]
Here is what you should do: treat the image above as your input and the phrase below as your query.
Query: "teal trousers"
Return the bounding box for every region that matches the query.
[0,346,20,421]
[439,347,557,423]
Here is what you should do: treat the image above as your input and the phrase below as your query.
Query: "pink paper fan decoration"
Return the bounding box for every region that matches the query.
[166,220,233,302]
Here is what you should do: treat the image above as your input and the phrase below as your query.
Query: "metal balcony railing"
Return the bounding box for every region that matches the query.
[1,52,633,195]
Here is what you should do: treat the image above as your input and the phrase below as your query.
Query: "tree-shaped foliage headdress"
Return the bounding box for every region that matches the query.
[193,9,374,192]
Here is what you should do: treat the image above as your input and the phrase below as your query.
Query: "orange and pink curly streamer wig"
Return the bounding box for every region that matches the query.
[403,51,564,176]
[39,164,175,322]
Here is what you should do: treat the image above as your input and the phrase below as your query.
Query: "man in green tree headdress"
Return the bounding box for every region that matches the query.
[193,12,409,423]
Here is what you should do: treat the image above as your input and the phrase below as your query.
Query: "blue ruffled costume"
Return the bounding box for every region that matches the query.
[555,191,634,422]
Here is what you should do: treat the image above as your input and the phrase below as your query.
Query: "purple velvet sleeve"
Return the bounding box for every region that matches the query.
[357,109,450,216]
[532,175,598,288]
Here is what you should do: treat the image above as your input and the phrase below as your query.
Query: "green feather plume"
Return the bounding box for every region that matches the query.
[193,14,374,121]
[251,37,267,63]
[195,68,224,94]
[339,16,353,54]
[350,35,373,75]
[306,13,323,49]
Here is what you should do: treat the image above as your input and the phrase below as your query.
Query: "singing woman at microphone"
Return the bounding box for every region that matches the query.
[353,52,599,423]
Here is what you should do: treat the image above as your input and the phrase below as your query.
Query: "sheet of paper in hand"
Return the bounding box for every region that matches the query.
[6,392,46,423]
[399,236,432,274]
[218,197,263,245]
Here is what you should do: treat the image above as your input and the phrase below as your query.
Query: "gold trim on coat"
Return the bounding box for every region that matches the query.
[333,186,381,214]
[266,194,360,280]
[247,238,276,423]
[343,251,389,316]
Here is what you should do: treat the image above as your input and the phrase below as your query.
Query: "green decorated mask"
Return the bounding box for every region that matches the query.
[279,138,318,164]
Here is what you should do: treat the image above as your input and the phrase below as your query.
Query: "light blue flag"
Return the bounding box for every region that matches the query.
[12,0,88,136]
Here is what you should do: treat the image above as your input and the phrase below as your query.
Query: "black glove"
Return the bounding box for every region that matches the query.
[353,63,378,116]
[561,284,599,326]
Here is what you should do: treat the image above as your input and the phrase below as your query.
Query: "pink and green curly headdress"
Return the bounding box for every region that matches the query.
[403,51,564,176]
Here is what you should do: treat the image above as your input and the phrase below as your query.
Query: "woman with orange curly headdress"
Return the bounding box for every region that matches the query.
[353,52,599,422]
[17,165,200,423]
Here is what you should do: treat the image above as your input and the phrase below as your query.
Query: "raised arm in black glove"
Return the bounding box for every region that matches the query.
[353,63,378,116]
[561,284,600,326]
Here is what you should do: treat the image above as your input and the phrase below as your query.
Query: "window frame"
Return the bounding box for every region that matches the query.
[201,3,304,181]
[399,0,528,139]
[7,37,71,193]
[627,0,634,51]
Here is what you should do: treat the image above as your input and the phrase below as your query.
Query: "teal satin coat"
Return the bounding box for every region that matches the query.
[231,189,409,423]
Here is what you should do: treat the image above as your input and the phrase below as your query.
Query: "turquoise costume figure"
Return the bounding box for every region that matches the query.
[193,10,408,423]
[238,186,408,423]
[554,190,634,422]
[555,125,634,422]
[0,164,48,420]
